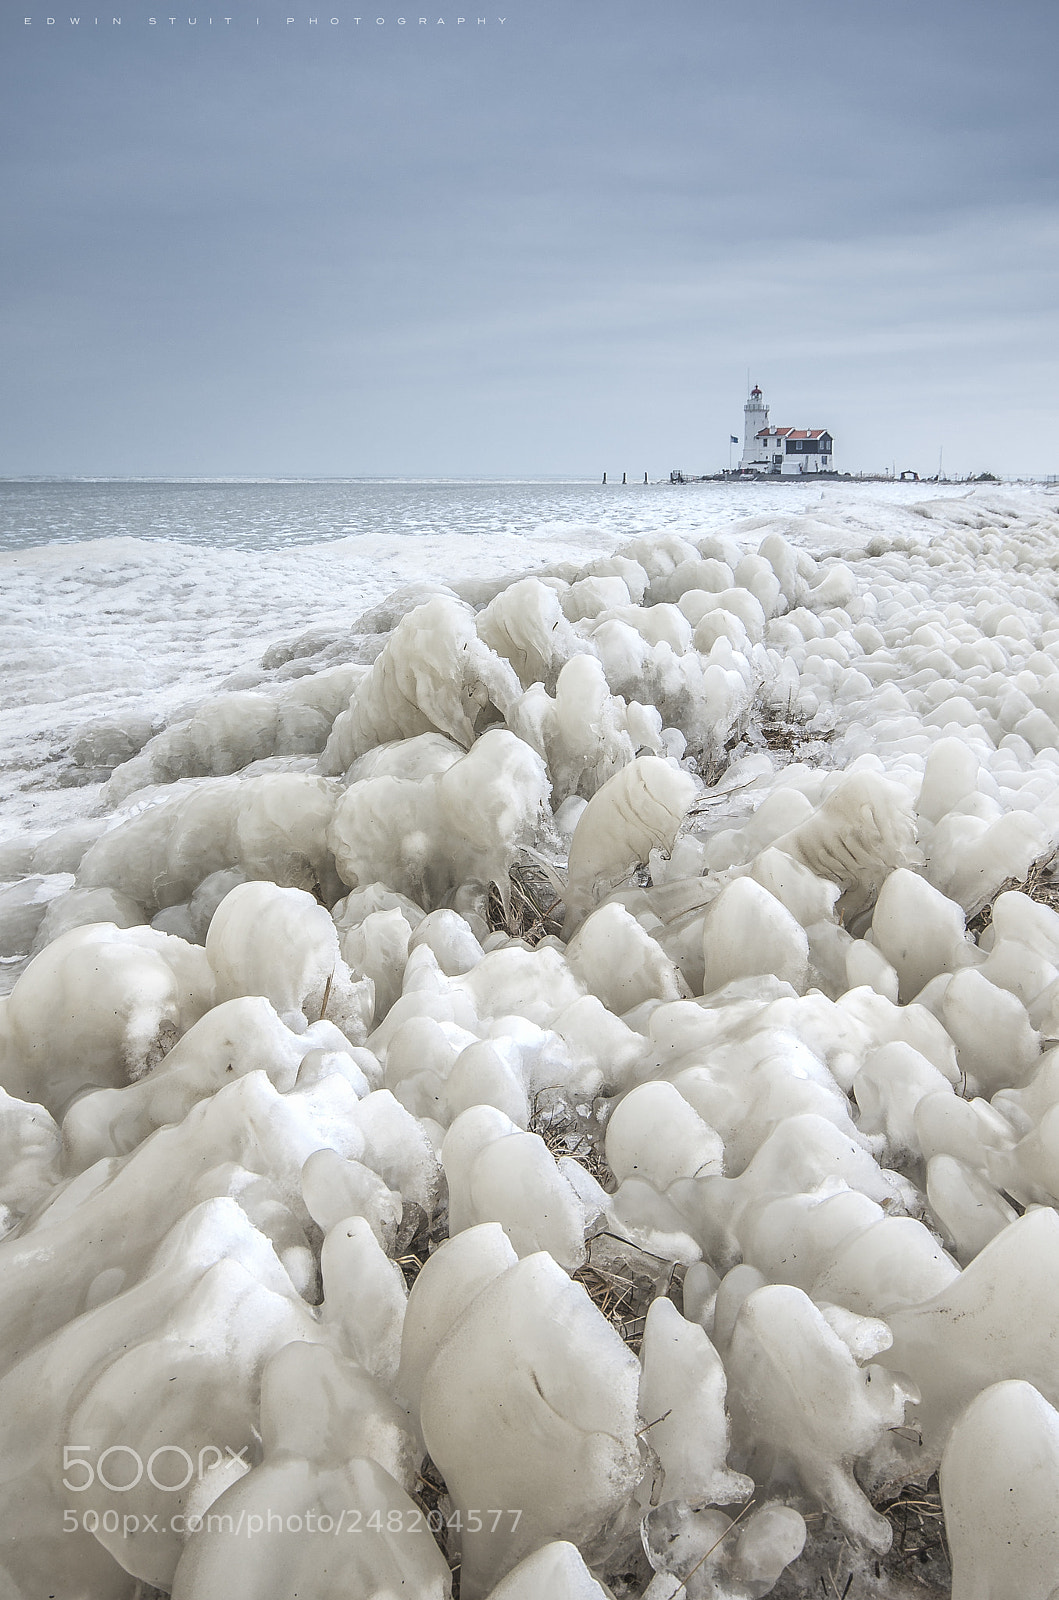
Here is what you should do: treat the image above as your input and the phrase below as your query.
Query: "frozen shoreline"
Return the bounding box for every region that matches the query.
[0,478,1012,846]
[2,481,1059,1596]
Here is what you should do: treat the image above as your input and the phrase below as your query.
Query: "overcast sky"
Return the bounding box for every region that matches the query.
[1,0,1057,477]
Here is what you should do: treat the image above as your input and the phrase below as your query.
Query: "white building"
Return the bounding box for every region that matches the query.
[739,385,833,475]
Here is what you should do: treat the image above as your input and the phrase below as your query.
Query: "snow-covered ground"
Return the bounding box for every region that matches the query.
[2,479,1059,1599]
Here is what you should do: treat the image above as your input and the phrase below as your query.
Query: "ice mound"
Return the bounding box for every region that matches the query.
[77,771,341,911]
[772,769,921,916]
[702,877,810,993]
[329,727,549,911]
[321,595,522,771]
[726,1284,913,1551]
[882,1207,1059,1460]
[172,1455,450,1600]
[507,652,665,803]
[565,754,697,926]
[638,1295,752,1507]
[941,1380,1059,1600]
[441,1107,589,1267]
[870,867,976,1002]
[476,575,589,691]
[61,995,361,1169]
[419,1251,641,1596]
[640,1499,806,1599]
[0,921,214,1113]
[107,666,366,803]
[7,489,1059,1594]
[482,1540,611,1599]
[207,880,373,1038]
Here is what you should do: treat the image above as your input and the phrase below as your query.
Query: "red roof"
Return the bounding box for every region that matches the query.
[756,427,829,439]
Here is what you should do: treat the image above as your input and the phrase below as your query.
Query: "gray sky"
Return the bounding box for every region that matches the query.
[2,0,1057,477]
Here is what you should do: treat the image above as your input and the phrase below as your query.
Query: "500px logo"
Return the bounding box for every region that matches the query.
[62,1444,249,1494]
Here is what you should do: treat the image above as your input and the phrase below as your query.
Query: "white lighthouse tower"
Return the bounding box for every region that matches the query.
[739,384,770,470]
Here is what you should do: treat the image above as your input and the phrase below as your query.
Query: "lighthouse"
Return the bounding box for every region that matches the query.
[739,385,771,470]
[736,383,835,475]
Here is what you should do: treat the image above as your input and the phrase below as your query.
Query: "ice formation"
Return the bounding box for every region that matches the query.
[4,487,1059,1596]
[940,1380,1059,1600]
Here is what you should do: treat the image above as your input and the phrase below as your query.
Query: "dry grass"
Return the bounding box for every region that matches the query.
[756,688,836,759]
[698,689,836,787]
[526,1094,687,1354]
[967,847,1059,939]
[528,1090,616,1192]
[412,1454,462,1596]
[573,1233,684,1356]
[873,1476,951,1585]
[393,1199,449,1291]
[486,863,565,944]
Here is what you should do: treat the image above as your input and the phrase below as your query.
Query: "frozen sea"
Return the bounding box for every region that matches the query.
[0,475,991,848]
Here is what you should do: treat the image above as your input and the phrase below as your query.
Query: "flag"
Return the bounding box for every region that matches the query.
[730,436,739,444]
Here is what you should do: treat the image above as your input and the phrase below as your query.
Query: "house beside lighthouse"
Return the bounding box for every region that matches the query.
[739,384,834,475]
